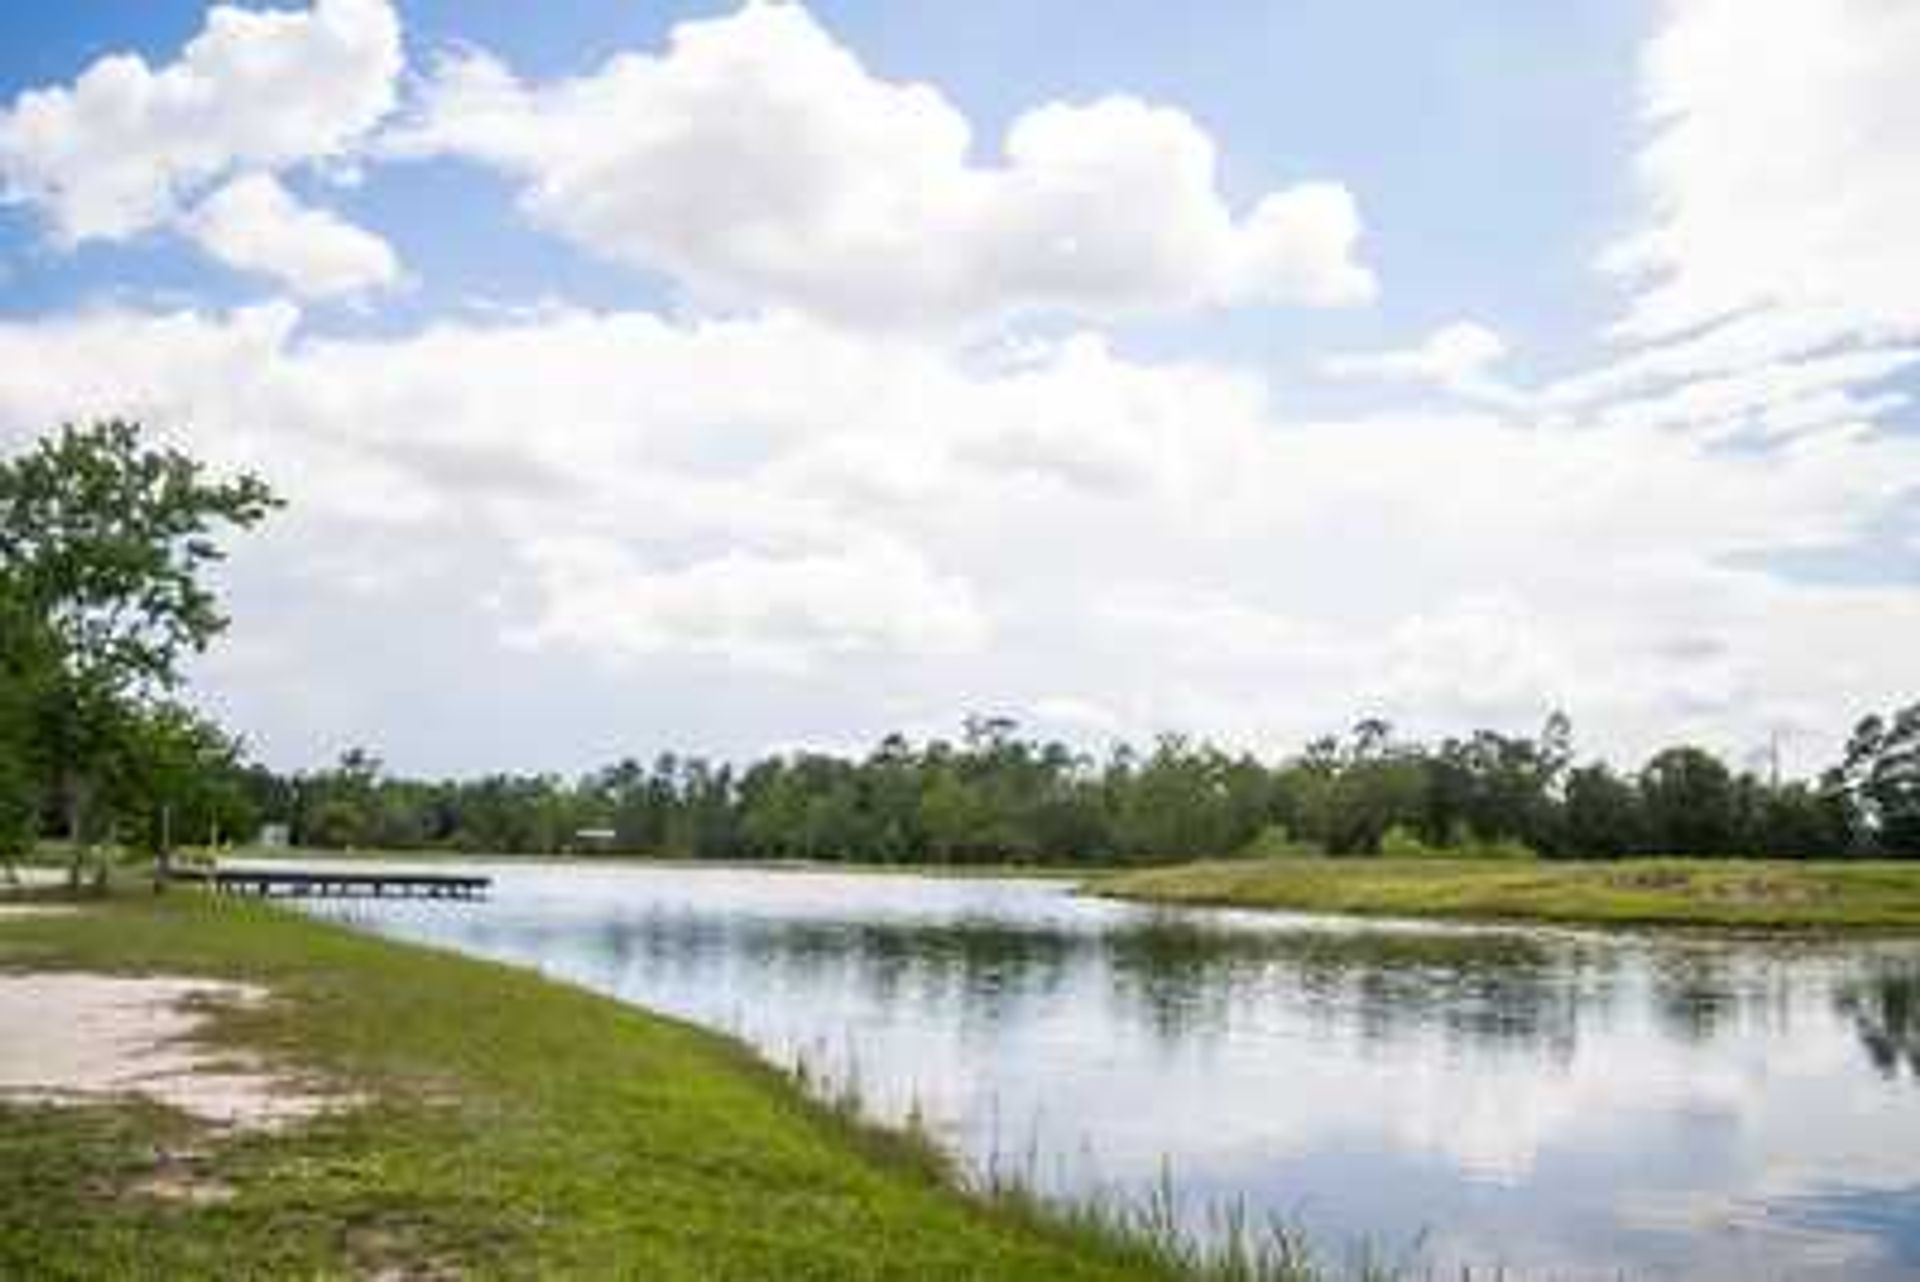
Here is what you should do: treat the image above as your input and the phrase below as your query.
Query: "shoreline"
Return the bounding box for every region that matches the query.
[9,863,1915,1276]
[199,847,1920,933]
[0,892,1322,1280]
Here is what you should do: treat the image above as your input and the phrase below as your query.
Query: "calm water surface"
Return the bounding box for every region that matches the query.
[300,862,1920,1279]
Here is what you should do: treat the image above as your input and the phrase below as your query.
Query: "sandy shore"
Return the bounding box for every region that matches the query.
[0,972,334,1128]
[0,905,75,920]
[0,867,66,893]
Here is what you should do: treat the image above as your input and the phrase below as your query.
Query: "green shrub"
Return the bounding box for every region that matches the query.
[1463,835,1539,861]
[1378,824,1439,858]
[1239,824,1324,859]
[1378,824,1537,861]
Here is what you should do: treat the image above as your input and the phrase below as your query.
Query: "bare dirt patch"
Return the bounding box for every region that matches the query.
[0,973,339,1129]
[0,904,78,920]
[0,867,69,893]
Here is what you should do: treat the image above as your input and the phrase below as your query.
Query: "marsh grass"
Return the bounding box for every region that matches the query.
[978,1163,1437,1282]
[1099,856,1920,932]
[781,1039,1425,1282]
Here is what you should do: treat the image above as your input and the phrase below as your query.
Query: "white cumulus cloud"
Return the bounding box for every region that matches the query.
[1606,0,1920,349]
[390,3,1374,329]
[1555,0,1920,449]
[0,0,402,243]
[514,534,988,674]
[184,173,398,299]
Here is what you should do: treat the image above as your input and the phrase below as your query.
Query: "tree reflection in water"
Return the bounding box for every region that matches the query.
[1840,961,1920,1080]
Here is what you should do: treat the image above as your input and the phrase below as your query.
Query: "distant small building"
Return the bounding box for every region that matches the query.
[257,823,292,850]
[573,827,617,853]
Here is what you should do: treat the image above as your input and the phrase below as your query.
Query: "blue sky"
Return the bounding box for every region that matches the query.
[0,0,1914,775]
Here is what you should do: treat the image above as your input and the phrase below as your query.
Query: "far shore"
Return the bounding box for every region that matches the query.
[1094,855,1920,933]
[40,845,1920,933]
[195,846,1093,881]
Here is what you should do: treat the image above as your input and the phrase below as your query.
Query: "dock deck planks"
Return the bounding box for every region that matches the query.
[176,867,491,900]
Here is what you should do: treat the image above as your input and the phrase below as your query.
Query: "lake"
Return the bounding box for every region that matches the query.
[304,862,1920,1279]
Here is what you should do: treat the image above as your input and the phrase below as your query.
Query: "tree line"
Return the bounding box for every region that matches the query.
[3,420,1917,873]
[247,707,1920,864]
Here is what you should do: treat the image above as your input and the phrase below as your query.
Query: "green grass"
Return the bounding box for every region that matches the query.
[1094,856,1920,932]
[0,894,1378,1281]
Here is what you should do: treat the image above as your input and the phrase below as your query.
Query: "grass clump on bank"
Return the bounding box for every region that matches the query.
[0,894,1380,1281]
[1095,856,1920,931]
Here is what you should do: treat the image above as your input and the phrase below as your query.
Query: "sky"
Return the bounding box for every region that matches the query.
[0,0,1916,778]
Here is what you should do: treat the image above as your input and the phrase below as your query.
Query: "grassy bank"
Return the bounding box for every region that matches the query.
[0,895,1320,1280]
[1096,856,1920,931]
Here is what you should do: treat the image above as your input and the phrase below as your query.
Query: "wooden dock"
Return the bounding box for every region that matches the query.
[178,867,491,901]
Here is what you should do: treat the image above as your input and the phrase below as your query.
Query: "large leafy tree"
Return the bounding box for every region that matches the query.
[1831,705,1920,855]
[107,703,259,867]
[1639,745,1737,856]
[1562,762,1645,859]
[0,420,280,856]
